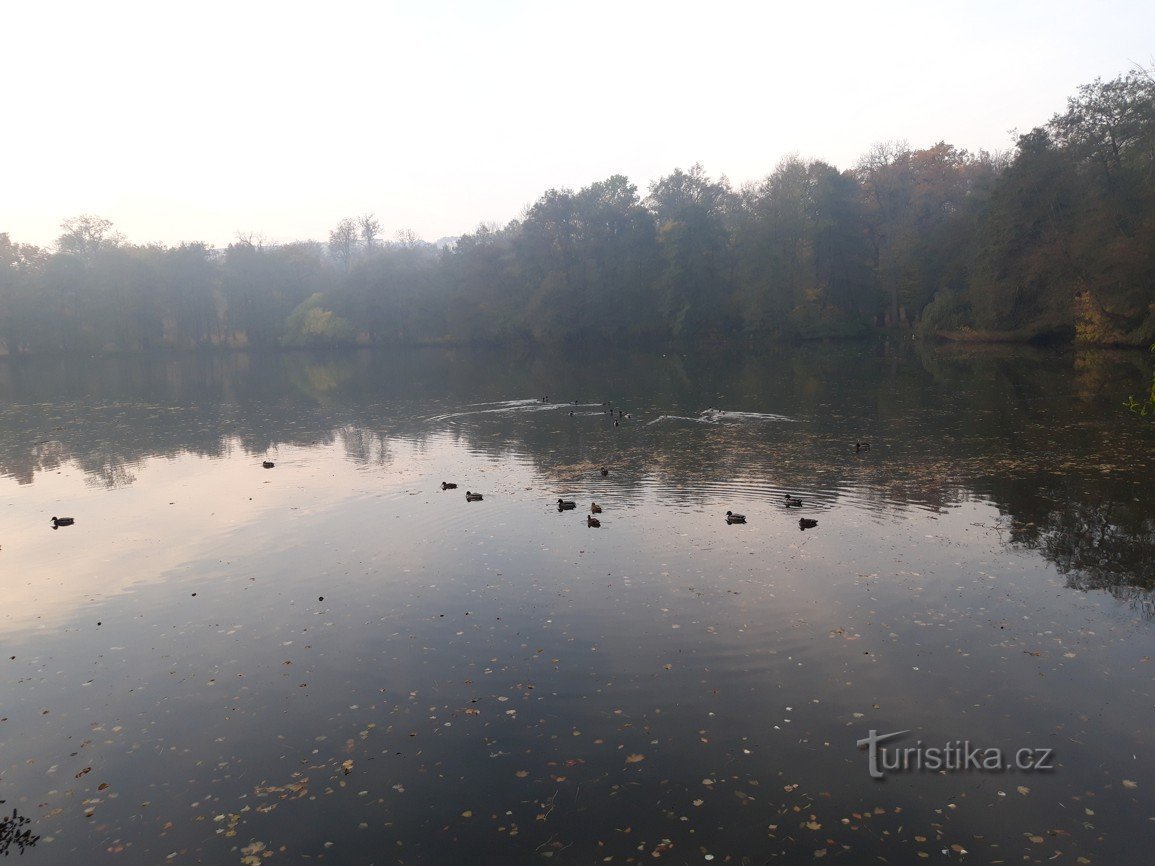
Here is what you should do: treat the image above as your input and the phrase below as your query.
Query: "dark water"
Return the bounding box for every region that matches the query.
[1,344,1153,864]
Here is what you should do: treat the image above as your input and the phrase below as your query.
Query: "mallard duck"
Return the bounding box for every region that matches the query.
[587,515,601,528]
[262,460,275,469]
[799,518,818,530]
[725,510,746,524]
[600,467,609,477]
[465,491,483,501]
[590,502,602,514]
[855,442,870,453]
[784,495,803,508]
[441,482,458,490]
[557,499,576,510]
[51,516,75,527]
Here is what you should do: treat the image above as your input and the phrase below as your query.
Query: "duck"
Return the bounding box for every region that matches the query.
[725,510,746,524]
[587,515,601,528]
[262,460,275,469]
[784,495,803,508]
[590,502,603,514]
[600,467,609,477]
[557,499,577,510]
[855,442,870,453]
[799,518,818,530]
[51,516,75,528]
[441,482,458,490]
[465,491,483,501]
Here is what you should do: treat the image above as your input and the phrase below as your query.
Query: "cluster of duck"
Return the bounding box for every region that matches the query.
[726,493,819,531]
[557,498,602,527]
[724,442,868,530]
[440,481,484,501]
[557,399,632,427]
[442,467,612,527]
[439,437,870,535]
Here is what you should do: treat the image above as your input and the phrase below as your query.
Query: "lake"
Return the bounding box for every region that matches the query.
[1,343,1153,864]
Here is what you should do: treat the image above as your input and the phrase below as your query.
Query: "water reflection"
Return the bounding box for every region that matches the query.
[3,345,1152,599]
[2,345,1155,863]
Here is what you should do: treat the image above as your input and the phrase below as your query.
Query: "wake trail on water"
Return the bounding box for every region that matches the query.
[427,399,600,423]
[648,408,798,426]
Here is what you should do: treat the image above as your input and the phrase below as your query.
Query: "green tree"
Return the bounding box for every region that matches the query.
[282,293,354,347]
[646,164,736,338]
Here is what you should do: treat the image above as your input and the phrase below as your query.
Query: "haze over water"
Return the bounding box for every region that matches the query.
[1,344,1153,863]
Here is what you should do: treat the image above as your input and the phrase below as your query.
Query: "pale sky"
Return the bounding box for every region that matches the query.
[3,0,1151,249]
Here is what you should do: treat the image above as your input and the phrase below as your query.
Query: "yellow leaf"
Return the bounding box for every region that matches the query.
[625,753,645,764]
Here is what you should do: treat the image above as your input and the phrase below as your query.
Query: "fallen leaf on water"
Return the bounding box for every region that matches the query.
[625,754,645,764]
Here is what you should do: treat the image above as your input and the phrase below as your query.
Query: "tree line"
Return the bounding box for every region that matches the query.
[2,69,1153,353]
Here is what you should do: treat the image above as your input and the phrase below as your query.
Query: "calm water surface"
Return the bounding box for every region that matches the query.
[1,345,1153,864]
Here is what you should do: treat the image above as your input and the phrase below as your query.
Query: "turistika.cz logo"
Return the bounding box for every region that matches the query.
[856,730,1055,779]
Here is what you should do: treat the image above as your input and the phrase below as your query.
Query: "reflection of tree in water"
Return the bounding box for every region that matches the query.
[80,449,138,488]
[338,426,392,466]
[1,345,1152,565]
[0,806,40,855]
[1008,498,1155,616]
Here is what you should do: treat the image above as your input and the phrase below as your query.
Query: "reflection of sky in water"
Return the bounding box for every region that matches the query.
[1,347,1154,863]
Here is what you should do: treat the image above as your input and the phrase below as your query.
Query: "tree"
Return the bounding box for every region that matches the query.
[1125,344,1155,417]
[329,218,359,271]
[56,215,122,263]
[646,164,736,338]
[358,214,382,251]
[282,293,354,347]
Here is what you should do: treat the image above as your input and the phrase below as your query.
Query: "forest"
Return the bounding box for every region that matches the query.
[1,69,1153,353]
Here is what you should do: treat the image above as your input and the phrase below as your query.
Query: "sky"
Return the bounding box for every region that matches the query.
[3,0,1152,250]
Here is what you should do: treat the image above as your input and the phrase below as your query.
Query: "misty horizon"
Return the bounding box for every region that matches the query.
[3,0,1152,250]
